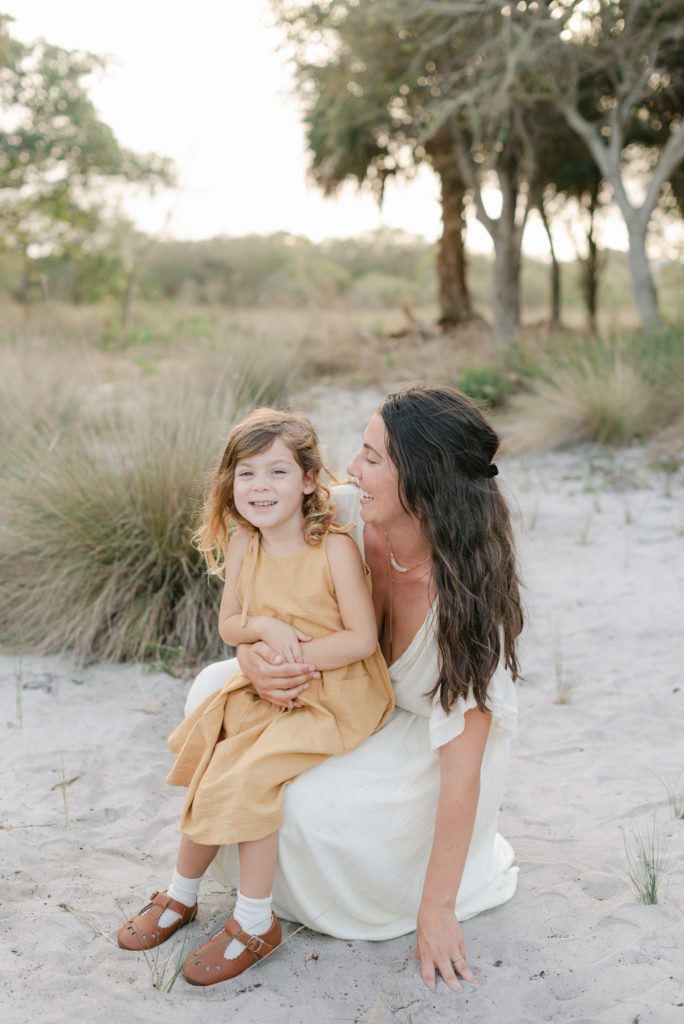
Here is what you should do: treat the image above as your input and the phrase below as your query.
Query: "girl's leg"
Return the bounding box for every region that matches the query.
[238,832,279,898]
[158,834,219,928]
[223,831,279,959]
[176,834,220,877]
[118,832,217,949]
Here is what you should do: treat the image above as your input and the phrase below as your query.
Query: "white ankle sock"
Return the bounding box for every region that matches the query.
[224,891,272,960]
[158,869,202,928]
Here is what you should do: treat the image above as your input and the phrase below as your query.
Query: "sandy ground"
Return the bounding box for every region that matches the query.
[2,386,684,1024]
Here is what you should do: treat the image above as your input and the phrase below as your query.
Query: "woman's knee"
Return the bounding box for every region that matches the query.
[184,659,239,716]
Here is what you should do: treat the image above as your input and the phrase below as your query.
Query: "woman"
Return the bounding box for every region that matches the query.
[184,383,523,993]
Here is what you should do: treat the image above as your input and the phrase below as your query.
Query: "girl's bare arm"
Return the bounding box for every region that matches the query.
[298,533,378,670]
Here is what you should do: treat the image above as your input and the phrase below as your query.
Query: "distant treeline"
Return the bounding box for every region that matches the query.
[0,229,438,310]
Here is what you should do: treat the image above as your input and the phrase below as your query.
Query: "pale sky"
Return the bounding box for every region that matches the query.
[3,1,634,259]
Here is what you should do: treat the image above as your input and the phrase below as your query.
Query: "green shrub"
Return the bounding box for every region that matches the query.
[458,365,514,408]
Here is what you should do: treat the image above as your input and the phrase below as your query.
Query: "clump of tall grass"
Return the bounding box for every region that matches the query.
[0,338,298,665]
[621,817,670,905]
[510,329,684,451]
[0,338,94,471]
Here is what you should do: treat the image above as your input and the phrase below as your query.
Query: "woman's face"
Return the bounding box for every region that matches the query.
[346,414,403,526]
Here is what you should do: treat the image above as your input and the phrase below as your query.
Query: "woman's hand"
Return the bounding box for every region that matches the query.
[414,903,477,994]
[237,641,319,710]
[256,616,312,664]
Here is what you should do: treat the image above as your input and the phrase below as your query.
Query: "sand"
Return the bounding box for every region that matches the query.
[2,386,683,1023]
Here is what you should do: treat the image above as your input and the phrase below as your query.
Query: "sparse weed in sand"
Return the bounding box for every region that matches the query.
[576,508,595,545]
[56,750,71,827]
[552,629,577,705]
[8,651,23,729]
[525,497,540,531]
[136,668,157,716]
[621,818,670,905]
[139,929,194,993]
[653,771,684,820]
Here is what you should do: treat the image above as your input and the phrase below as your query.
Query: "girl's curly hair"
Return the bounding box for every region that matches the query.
[194,407,335,576]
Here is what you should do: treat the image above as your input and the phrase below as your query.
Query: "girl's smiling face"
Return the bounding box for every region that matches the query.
[346,414,403,526]
[233,437,315,532]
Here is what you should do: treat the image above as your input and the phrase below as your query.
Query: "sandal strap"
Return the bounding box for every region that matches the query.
[224,916,277,959]
[149,890,196,919]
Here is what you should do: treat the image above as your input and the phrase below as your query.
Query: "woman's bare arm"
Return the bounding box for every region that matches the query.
[415,706,491,993]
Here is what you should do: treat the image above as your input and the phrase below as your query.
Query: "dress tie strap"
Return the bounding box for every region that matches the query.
[239,531,261,627]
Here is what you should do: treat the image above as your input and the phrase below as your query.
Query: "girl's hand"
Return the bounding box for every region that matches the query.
[414,904,477,994]
[237,642,319,709]
[257,617,312,664]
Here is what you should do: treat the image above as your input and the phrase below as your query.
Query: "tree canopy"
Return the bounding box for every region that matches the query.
[273,0,684,338]
[0,13,175,296]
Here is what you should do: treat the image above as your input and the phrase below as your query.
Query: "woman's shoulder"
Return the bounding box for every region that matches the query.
[331,481,360,523]
[330,481,364,556]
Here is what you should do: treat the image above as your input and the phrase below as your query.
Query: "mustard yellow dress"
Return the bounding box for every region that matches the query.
[166,530,394,845]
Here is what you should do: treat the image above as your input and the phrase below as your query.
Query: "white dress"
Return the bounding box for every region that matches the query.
[184,485,518,940]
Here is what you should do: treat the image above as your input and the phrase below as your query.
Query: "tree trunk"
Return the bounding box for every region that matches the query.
[627,221,661,335]
[490,168,523,346]
[436,166,472,326]
[538,195,561,328]
[492,226,521,346]
[579,188,601,335]
[582,231,599,335]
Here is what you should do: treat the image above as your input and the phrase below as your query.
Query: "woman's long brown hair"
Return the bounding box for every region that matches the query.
[380,383,523,713]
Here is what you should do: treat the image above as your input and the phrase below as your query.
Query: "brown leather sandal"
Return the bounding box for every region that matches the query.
[117,890,197,950]
[182,914,282,986]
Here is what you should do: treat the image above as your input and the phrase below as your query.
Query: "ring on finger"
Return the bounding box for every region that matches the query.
[453,954,464,963]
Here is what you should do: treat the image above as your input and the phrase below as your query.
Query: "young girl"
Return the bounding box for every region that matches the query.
[117,408,394,986]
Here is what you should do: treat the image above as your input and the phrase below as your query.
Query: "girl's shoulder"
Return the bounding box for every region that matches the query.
[325,530,359,556]
[324,531,364,575]
[227,528,253,557]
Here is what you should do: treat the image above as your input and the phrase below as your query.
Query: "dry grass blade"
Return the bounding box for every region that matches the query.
[59,902,118,946]
[50,773,83,791]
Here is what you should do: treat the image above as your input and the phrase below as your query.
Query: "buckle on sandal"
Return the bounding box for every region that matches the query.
[246,935,264,954]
